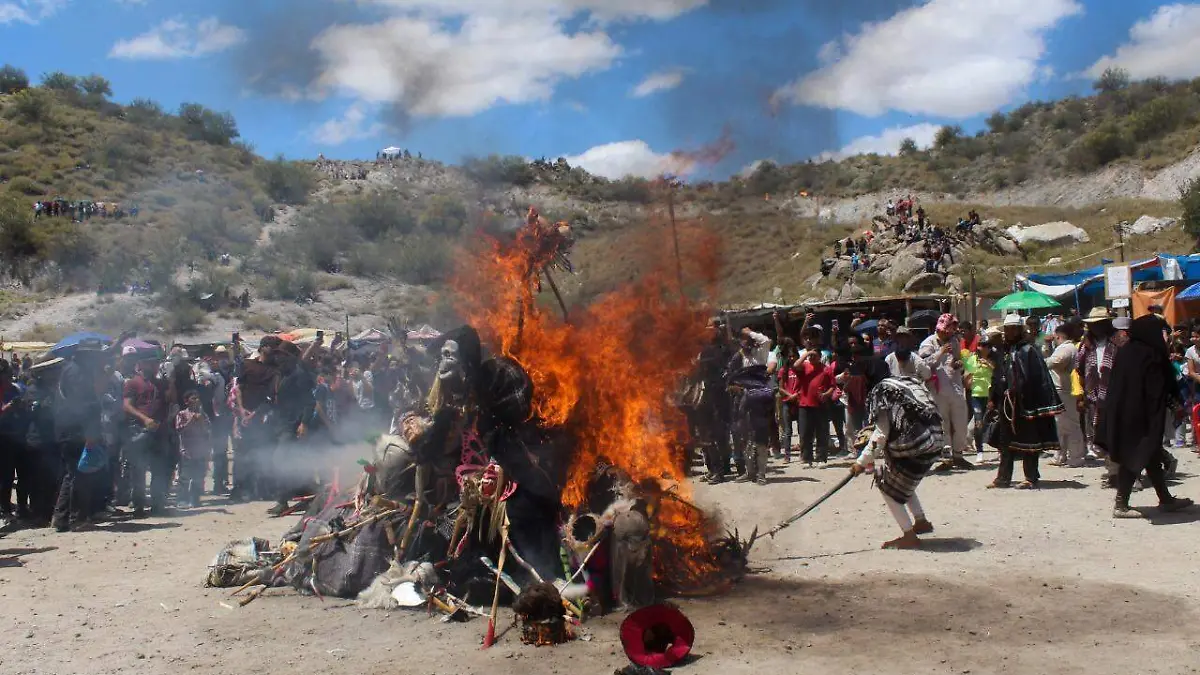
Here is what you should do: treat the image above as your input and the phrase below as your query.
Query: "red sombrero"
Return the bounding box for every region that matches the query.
[619,604,695,669]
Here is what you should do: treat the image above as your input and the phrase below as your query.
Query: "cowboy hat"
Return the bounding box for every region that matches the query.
[1082,307,1112,323]
[1002,314,1023,327]
[620,604,695,669]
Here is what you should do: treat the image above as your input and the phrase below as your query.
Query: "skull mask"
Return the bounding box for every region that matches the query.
[437,339,465,389]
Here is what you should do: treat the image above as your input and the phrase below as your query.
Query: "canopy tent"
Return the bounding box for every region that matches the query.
[1178,281,1200,301]
[380,146,402,158]
[992,290,1060,312]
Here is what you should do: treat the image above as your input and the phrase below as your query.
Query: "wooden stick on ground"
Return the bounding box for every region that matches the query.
[557,533,607,592]
[307,508,402,547]
[238,585,266,607]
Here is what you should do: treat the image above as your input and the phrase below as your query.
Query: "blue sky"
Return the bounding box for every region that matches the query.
[4,0,1200,179]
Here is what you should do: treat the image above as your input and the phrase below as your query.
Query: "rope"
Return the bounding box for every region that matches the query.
[1009,243,1124,271]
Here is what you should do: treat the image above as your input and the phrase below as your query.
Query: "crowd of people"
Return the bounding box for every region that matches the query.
[827,197,980,278]
[685,304,1194,528]
[0,333,430,533]
[33,199,137,220]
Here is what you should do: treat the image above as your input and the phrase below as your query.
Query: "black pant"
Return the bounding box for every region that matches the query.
[796,406,830,464]
[211,414,233,491]
[52,439,92,528]
[996,447,1040,484]
[826,403,846,455]
[0,441,15,514]
[1117,447,1172,503]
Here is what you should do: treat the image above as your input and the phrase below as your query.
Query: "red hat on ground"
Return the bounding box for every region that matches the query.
[620,604,695,669]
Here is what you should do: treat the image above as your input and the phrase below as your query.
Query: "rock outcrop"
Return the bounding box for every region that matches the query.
[1128,215,1178,236]
[1005,221,1090,247]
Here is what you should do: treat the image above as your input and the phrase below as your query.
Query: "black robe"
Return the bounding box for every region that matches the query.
[988,340,1062,453]
[1096,316,1179,473]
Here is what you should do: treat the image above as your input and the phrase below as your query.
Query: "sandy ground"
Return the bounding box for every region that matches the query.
[3,446,1200,675]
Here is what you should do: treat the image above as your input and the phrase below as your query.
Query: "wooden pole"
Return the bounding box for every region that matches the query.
[969,267,978,327]
[666,184,685,301]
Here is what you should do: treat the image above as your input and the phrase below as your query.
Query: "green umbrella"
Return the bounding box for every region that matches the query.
[991,290,1061,312]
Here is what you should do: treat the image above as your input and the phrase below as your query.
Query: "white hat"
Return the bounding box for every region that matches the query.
[1113,317,1132,330]
[1003,314,1023,327]
[214,345,228,354]
[121,345,138,356]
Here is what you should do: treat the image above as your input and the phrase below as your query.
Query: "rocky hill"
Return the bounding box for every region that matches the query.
[1,66,1200,342]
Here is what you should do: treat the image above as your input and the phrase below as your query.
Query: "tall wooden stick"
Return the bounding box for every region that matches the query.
[482,516,511,648]
[542,270,569,322]
[666,183,685,301]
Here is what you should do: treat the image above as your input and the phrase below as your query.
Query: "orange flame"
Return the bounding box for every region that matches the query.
[454,210,725,585]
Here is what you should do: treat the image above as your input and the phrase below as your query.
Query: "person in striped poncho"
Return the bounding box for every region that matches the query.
[850,376,946,550]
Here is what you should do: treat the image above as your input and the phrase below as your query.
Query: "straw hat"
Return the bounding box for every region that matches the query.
[1082,307,1112,323]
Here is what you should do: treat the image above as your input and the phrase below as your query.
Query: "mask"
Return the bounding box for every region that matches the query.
[437,340,465,386]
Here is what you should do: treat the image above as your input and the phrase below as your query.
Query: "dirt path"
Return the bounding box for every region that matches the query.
[3,451,1200,675]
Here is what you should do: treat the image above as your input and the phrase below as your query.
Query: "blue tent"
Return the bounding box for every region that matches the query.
[1178,281,1200,301]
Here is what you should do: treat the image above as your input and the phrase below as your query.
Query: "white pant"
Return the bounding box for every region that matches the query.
[933,391,970,457]
[1054,388,1086,466]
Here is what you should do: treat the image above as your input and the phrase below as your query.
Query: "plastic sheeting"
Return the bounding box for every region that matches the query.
[1132,287,1180,326]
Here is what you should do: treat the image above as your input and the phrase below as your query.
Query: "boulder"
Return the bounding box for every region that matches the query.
[839,282,866,301]
[904,272,945,293]
[1006,221,1090,247]
[831,259,854,281]
[881,252,927,286]
[945,274,965,294]
[867,253,894,272]
[803,272,824,290]
[822,288,840,301]
[1047,257,1062,265]
[1128,215,1178,236]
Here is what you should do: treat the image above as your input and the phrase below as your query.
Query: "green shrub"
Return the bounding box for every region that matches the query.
[1067,123,1131,170]
[7,176,46,196]
[419,195,468,234]
[0,64,29,94]
[1129,96,1187,141]
[7,88,54,124]
[1093,67,1130,93]
[462,155,535,187]
[255,156,315,205]
[1181,177,1200,247]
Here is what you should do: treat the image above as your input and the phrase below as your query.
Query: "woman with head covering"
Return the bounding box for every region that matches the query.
[1097,315,1193,518]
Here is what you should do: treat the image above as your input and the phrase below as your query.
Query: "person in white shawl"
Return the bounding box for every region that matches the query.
[849,376,946,549]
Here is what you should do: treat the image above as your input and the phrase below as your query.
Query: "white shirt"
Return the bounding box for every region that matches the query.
[736,331,771,369]
[918,334,965,397]
[1045,341,1077,390]
[885,352,931,380]
[1093,337,1109,376]
[1186,345,1200,380]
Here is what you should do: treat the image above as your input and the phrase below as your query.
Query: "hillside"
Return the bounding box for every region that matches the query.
[2,65,1200,342]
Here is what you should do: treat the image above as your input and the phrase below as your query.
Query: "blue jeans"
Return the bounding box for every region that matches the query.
[970,396,988,454]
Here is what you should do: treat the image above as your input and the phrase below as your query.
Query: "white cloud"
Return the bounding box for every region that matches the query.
[365,0,706,22]
[0,0,67,24]
[313,103,388,145]
[773,0,1082,118]
[251,1,708,122]
[564,140,676,179]
[307,15,620,117]
[563,135,732,180]
[109,17,246,60]
[817,122,942,161]
[631,68,685,97]
[1085,4,1200,81]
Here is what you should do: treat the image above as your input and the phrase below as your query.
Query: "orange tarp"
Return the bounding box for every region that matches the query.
[1133,287,1180,326]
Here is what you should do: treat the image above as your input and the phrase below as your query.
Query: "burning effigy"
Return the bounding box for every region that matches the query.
[206,205,745,644]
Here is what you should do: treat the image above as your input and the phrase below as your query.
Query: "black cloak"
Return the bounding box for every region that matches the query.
[1096,315,1179,473]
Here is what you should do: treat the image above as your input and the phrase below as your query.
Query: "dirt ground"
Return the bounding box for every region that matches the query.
[3,447,1200,675]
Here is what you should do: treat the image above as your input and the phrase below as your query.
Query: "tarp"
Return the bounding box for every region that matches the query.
[1177,281,1200,301]
[1020,257,1172,299]
[1133,287,1179,326]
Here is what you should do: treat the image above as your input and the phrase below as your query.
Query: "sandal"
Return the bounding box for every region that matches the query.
[986,480,1011,489]
[1014,480,1038,490]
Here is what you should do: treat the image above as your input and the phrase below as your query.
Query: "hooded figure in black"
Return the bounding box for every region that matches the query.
[1098,315,1193,517]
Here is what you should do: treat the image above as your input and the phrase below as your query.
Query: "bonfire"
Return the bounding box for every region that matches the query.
[205,200,744,644]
